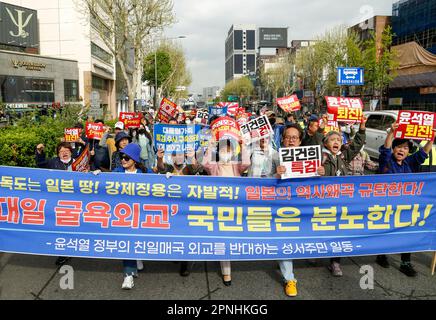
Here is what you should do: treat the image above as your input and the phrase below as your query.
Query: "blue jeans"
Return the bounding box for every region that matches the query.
[123,260,137,277]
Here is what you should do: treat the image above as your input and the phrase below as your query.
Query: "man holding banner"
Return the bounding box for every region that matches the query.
[273,123,326,297]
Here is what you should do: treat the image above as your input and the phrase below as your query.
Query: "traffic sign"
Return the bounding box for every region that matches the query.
[337,67,364,86]
[228,95,238,102]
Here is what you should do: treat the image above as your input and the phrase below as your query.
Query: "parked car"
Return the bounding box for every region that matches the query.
[363,110,399,160]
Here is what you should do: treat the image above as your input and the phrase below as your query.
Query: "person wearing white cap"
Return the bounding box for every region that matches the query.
[114,121,125,131]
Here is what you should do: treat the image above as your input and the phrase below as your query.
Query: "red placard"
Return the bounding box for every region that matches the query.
[158,98,178,123]
[119,112,141,128]
[325,96,363,123]
[85,122,104,140]
[394,110,436,141]
[64,128,82,142]
[276,95,301,112]
[210,116,241,142]
[72,145,90,172]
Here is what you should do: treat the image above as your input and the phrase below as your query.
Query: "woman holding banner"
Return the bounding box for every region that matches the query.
[202,137,251,286]
[112,143,153,289]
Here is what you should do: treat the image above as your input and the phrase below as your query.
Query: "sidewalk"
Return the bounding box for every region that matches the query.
[1,252,436,300]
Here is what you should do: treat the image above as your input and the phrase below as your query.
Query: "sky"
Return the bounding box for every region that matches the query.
[167,0,395,95]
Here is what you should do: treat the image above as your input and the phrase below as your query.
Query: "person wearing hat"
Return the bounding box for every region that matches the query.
[321,116,367,277]
[375,122,435,276]
[112,143,152,289]
[111,131,132,171]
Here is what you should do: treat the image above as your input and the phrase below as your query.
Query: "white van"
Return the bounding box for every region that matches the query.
[363,110,399,160]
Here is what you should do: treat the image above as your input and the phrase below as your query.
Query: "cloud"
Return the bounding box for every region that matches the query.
[167,0,393,94]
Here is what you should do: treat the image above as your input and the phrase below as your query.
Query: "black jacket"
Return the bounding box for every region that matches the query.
[322,129,366,176]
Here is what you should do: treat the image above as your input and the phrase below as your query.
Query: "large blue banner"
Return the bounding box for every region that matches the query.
[0,165,435,261]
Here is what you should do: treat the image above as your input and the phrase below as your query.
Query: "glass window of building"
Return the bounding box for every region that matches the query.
[234,54,243,74]
[64,80,79,102]
[0,76,54,103]
[92,76,108,91]
[246,30,256,50]
[91,42,113,65]
[234,30,243,50]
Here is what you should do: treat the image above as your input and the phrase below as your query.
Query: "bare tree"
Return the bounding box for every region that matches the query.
[78,0,175,112]
[260,52,295,111]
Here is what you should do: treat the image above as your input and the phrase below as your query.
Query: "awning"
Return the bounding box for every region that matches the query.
[389,72,436,89]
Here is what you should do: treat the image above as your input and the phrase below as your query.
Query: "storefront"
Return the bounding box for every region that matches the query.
[0,49,79,117]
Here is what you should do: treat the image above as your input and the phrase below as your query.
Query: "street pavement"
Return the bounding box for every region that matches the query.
[1,251,436,300]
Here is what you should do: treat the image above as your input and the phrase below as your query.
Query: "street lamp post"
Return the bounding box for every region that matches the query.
[152,35,186,110]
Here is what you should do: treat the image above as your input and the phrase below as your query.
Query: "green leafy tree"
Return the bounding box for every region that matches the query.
[221,77,254,105]
[0,105,82,167]
[362,26,399,109]
[143,42,192,104]
[295,25,368,107]
[143,50,173,89]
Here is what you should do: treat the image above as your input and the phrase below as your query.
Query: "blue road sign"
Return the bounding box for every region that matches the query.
[337,67,364,86]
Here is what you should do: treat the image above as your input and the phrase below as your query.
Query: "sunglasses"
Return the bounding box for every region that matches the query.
[121,154,132,161]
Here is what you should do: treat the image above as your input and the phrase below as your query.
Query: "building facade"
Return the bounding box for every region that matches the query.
[390,0,436,111]
[225,24,257,83]
[4,0,117,119]
[392,0,436,54]
[0,1,79,118]
[202,86,221,101]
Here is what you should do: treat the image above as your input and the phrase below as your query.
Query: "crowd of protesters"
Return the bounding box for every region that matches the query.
[34,105,436,296]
